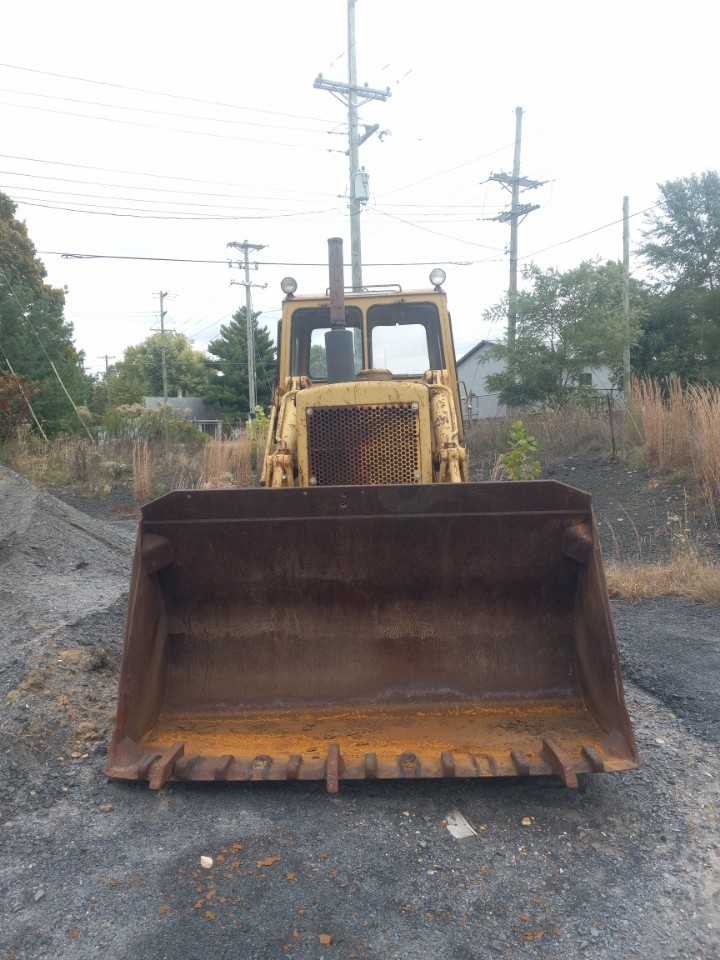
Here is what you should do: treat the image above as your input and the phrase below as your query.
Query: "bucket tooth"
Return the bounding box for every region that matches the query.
[251,755,273,781]
[364,753,378,779]
[440,751,456,777]
[213,755,234,781]
[511,751,531,777]
[582,745,605,773]
[542,738,578,788]
[472,754,498,777]
[286,755,303,780]
[398,752,420,778]
[148,742,184,790]
[325,743,341,795]
[137,753,162,780]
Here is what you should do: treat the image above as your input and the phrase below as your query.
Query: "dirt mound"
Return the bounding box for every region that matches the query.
[0,465,133,672]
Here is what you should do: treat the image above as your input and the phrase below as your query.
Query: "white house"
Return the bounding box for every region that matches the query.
[455,341,617,420]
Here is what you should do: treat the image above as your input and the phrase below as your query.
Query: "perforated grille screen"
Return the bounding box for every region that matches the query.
[306,403,420,486]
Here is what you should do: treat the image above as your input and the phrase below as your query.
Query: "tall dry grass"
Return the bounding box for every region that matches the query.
[627,376,692,470]
[629,376,720,519]
[466,403,617,473]
[200,439,252,488]
[132,441,153,502]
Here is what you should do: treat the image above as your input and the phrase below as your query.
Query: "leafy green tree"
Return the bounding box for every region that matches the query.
[633,172,720,382]
[0,192,92,433]
[641,171,720,290]
[205,307,276,420]
[108,332,211,405]
[633,287,720,383]
[485,260,646,407]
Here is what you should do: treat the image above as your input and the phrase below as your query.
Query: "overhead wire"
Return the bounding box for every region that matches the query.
[0,61,335,124]
[2,182,340,214]
[0,167,336,203]
[37,250,480,267]
[12,197,342,221]
[369,205,504,252]
[0,86,337,135]
[0,100,343,153]
[0,152,338,197]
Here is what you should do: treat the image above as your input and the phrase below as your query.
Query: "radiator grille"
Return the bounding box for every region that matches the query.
[306,403,420,486]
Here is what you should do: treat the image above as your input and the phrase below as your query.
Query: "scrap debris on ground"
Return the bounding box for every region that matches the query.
[1,464,719,959]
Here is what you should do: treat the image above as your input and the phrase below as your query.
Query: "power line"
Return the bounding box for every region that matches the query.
[0,86,336,135]
[0,61,335,124]
[0,100,342,154]
[369,206,504,251]
[12,197,340,221]
[518,205,658,261]
[37,249,480,267]
[2,182,338,214]
[0,152,338,197]
[0,167,336,203]
[377,143,513,196]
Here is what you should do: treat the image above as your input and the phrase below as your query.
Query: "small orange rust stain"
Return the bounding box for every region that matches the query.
[229,842,243,852]
[257,856,281,868]
[286,872,297,881]
[204,910,217,921]
[159,905,170,916]
[319,933,334,946]
[67,928,80,941]
[523,930,544,942]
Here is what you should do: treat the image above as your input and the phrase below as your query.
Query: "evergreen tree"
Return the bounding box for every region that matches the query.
[206,308,276,420]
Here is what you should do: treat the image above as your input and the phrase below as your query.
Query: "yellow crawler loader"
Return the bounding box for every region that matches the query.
[107,238,638,793]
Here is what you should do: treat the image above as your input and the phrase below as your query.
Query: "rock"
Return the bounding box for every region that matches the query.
[200,855,213,869]
[34,889,45,902]
[98,803,113,813]
[319,933,334,945]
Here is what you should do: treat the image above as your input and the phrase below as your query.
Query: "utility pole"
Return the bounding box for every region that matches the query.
[486,107,547,350]
[97,353,116,406]
[314,0,391,290]
[227,241,267,416]
[622,195,631,398]
[152,291,169,404]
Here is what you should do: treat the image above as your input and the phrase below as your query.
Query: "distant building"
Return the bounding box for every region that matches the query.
[143,396,223,438]
[456,341,617,420]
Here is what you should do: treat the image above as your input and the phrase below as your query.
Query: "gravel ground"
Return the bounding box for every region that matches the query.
[1,466,719,959]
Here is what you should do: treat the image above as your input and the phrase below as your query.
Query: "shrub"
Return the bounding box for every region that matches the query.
[497,420,541,480]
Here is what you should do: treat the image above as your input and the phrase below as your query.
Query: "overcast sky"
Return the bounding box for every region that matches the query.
[2,0,718,375]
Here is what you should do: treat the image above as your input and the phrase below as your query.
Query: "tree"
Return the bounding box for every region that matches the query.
[205,307,276,420]
[633,287,720,383]
[0,192,93,433]
[485,260,646,407]
[633,172,720,382]
[108,332,211,405]
[641,171,720,291]
[0,372,40,441]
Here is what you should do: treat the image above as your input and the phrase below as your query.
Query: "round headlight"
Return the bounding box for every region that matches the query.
[429,267,446,288]
[280,276,298,296]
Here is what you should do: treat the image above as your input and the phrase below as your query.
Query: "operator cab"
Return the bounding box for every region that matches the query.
[286,298,447,382]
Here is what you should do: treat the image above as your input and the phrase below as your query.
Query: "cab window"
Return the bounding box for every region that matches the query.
[290,307,363,378]
[367,302,444,375]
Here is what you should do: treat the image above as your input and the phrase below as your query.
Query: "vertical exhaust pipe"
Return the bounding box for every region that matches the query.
[325,237,356,381]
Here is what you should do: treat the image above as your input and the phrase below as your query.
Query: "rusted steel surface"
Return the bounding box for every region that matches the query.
[106,481,638,791]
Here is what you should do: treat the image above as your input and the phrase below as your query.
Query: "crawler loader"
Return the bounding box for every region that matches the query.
[107,238,638,793]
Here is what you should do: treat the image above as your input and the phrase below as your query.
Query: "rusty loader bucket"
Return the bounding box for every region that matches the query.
[106,482,638,792]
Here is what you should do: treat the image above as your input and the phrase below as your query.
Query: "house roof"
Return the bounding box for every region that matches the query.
[143,396,222,420]
[456,340,493,367]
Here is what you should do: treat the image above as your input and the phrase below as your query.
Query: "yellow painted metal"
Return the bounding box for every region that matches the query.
[265,288,467,487]
[295,380,433,485]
